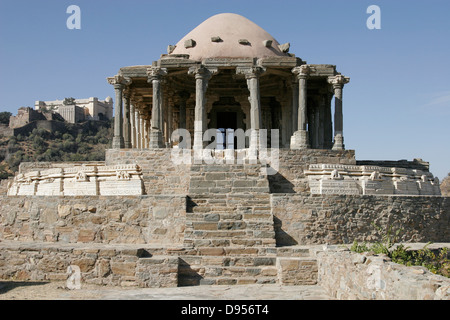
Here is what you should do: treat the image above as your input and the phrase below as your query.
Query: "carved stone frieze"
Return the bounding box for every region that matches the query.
[305,164,441,196]
[7,164,143,196]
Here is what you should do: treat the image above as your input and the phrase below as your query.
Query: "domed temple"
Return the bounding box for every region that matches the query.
[107,13,348,152]
[2,13,448,290]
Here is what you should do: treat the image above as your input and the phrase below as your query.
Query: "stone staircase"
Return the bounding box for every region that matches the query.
[185,164,276,248]
[176,245,319,286]
[178,163,318,286]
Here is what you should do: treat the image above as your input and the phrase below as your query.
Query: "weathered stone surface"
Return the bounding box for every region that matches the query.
[277,258,318,285]
[0,242,178,287]
[272,194,450,246]
[111,262,136,276]
[316,247,450,300]
[0,195,186,245]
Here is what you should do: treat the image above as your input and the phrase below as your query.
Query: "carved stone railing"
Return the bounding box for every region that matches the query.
[7,164,143,196]
[304,164,441,196]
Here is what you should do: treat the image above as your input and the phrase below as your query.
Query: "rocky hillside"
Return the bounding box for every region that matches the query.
[0,120,113,179]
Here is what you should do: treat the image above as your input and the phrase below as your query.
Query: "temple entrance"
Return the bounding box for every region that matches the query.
[216,112,237,149]
[217,111,237,130]
[208,97,247,150]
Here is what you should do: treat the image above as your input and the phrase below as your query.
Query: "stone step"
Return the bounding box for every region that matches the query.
[184,236,276,247]
[276,246,314,257]
[276,257,318,286]
[175,246,316,258]
[186,212,273,221]
[188,164,270,195]
[177,251,319,286]
[184,238,276,248]
[178,255,279,286]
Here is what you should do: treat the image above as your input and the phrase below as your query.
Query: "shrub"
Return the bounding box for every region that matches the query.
[351,223,450,278]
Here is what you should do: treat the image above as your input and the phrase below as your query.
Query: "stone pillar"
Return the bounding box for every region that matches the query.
[291,77,299,133]
[123,90,132,149]
[146,119,151,148]
[280,97,291,148]
[318,92,326,149]
[328,75,350,150]
[107,75,132,149]
[290,65,313,149]
[135,109,141,149]
[313,100,320,149]
[147,67,167,148]
[238,67,265,153]
[178,91,189,130]
[130,102,136,148]
[188,66,217,150]
[143,117,148,149]
[324,91,333,149]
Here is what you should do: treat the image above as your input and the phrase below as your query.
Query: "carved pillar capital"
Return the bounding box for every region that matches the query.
[292,65,315,79]
[236,66,266,79]
[188,65,218,80]
[146,67,168,82]
[107,75,132,88]
[327,74,350,89]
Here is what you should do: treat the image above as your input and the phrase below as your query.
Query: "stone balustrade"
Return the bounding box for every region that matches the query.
[305,164,441,196]
[7,164,144,196]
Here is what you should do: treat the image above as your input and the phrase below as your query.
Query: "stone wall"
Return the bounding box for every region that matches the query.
[442,175,450,197]
[105,149,190,195]
[272,194,450,246]
[1,193,448,248]
[269,149,356,193]
[12,120,69,137]
[0,241,178,287]
[0,124,13,137]
[0,195,186,245]
[9,107,47,129]
[316,246,450,300]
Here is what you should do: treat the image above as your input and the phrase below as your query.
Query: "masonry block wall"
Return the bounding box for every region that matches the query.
[105,149,190,195]
[272,194,450,245]
[4,148,447,247]
[0,195,186,245]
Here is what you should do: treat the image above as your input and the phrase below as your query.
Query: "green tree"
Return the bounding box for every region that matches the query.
[0,111,12,125]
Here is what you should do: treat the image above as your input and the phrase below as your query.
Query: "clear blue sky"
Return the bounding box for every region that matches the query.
[0,0,449,179]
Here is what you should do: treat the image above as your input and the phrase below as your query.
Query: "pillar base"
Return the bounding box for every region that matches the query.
[112,136,125,149]
[290,130,310,150]
[124,141,132,149]
[246,129,260,163]
[193,130,204,151]
[332,134,345,151]
[149,130,163,148]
